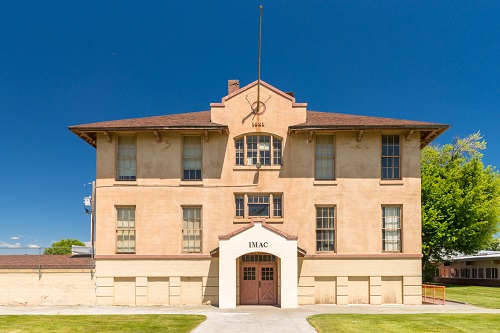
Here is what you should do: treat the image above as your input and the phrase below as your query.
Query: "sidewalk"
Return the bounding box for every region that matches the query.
[1,303,499,333]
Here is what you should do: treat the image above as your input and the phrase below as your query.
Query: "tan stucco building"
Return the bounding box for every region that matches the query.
[69,80,448,308]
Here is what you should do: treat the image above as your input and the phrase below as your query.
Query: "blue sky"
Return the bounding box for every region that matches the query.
[1,1,499,250]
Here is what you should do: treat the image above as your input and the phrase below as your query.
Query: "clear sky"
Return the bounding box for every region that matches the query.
[1,1,499,250]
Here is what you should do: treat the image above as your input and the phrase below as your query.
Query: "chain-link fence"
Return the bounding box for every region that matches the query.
[0,247,96,305]
[0,247,94,278]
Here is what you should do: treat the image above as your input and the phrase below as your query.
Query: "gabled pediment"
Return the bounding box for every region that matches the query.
[218,219,298,241]
[210,80,307,109]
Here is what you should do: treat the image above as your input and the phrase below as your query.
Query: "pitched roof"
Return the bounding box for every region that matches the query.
[0,255,93,269]
[290,111,448,130]
[218,219,298,241]
[69,111,226,131]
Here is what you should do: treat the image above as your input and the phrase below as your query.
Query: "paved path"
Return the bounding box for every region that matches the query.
[1,303,500,333]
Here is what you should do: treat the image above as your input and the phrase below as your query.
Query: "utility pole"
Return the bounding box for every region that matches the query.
[90,180,95,258]
[84,181,96,278]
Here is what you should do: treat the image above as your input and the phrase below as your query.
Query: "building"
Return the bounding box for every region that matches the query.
[435,251,500,287]
[69,80,449,308]
[0,254,95,305]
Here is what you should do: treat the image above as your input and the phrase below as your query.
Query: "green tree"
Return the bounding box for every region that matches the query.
[486,238,500,251]
[421,132,500,281]
[43,238,85,255]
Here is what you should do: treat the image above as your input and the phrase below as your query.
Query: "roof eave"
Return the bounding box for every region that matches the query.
[69,125,229,148]
[288,125,450,149]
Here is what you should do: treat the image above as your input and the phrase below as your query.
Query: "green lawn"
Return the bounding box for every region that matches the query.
[444,284,500,309]
[307,314,500,333]
[0,314,206,333]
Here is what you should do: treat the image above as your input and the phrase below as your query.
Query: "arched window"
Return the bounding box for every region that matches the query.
[235,134,282,166]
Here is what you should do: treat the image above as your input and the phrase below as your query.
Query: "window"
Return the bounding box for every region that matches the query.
[316,207,335,252]
[315,135,334,180]
[382,206,401,252]
[248,195,269,217]
[234,194,283,219]
[235,135,282,166]
[183,136,202,180]
[235,195,244,218]
[486,268,499,279]
[182,207,202,253]
[273,195,282,218]
[382,134,400,179]
[116,207,135,253]
[117,136,136,180]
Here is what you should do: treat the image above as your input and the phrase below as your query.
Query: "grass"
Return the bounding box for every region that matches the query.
[307,314,500,333]
[0,314,206,333]
[443,284,500,309]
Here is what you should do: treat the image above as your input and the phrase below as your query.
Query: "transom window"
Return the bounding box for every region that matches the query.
[116,207,136,253]
[183,136,202,180]
[235,135,282,166]
[382,206,402,252]
[315,135,335,180]
[316,207,335,252]
[382,134,400,179]
[242,254,276,262]
[117,136,136,180]
[235,194,283,219]
[182,207,202,253]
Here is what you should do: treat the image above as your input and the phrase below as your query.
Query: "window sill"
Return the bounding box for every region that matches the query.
[113,181,137,186]
[233,218,284,224]
[233,165,282,171]
[313,180,338,186]
[379,179,404,186]
[179,181,204,187]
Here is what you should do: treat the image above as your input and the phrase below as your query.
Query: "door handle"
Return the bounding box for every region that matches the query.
[259,281,261,288]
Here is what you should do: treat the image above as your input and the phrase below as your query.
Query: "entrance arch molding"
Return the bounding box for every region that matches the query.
[218,220,298,308]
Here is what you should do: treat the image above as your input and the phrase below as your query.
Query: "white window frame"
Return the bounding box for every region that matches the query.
[315,134,335,180]
[234,134,282,166]
[182,135,202,180]
[182,207,202,253]
[381,134,401,180]
[117,135,136,181]
[116,207,136,253]
[234,193,283,219]
[382,205,402,252]
[316,206,335,252]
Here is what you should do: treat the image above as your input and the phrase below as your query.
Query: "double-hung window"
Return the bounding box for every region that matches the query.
[382,134,400,179]
[117,136,136,180]
[315,135,334,180]
[183,136,202,180]
[235,135,282,166]
[382,206,402,252]
[316,207,335,252]
[182,207,202,253]
[116,207,136,253]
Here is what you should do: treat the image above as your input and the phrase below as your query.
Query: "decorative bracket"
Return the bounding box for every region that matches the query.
[307,131,314,143]
[406,130,414,143]
[357,130,364,143]
[102,131,112,143]
[153,131,161,143]
[204,130,209,143]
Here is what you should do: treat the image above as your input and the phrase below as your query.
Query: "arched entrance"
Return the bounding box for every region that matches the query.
[218,220,298,309]
[240,252,277,305]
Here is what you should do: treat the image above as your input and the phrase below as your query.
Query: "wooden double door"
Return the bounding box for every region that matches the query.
[240,262,277,305]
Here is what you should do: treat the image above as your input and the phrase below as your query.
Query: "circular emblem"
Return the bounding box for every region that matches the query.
[251,101,266,115]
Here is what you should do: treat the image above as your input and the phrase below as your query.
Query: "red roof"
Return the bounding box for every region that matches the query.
[69,111,226,131]
[0,255,93,269]
[219,219,298,241]
[290,111,448,129]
